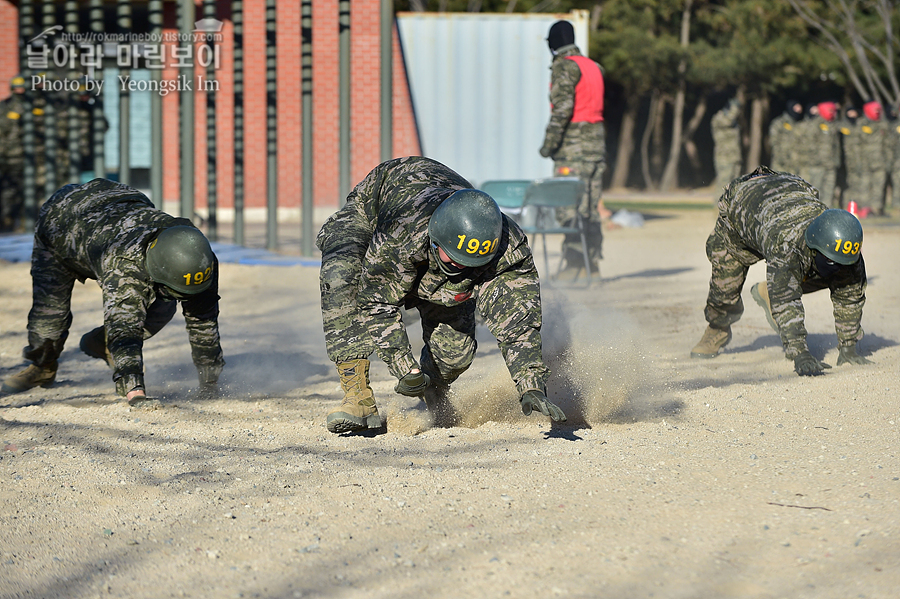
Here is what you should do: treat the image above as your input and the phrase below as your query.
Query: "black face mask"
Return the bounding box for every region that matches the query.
[430,243,467,277]
[813,251,843,278]
[547,21,575,53]
[156,283,190,301]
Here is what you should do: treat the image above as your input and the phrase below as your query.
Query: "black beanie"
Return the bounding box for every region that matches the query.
[547,21,575,52]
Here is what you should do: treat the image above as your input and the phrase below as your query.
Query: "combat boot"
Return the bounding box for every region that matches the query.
[422,383,458,428]
[1,362,58,394]
[750,282,779,333]
[80,326,114,367]
[326,359,383,433]
[690,326,732,359]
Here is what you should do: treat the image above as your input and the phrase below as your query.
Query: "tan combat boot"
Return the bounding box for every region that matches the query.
[690,326,732,359]
[750,282,779,332]
[326,359,383,433]
[1,362,59,394]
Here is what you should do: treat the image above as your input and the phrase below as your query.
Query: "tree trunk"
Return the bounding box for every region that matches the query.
[610,101,638,189]
[641,90,661,190]
[681,96,707,178]
[747,94,767,170]
[660,0,693,191]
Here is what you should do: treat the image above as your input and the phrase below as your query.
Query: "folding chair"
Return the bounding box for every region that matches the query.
[480,180,532,223]
[519,177,594,284]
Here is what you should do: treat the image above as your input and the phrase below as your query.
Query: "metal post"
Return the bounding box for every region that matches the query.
[204,0,218,240]
[338,0,350,205]
[66,0,81,184]
[20,0,36,230]
[117,0,131,186]
[266,0,277,251]
[42,0,57,197]
[179,0,195,219]
[232,0,245,246]
[380,0,393,162]
[301,0,313,256]
[149,0,163,207]
[89,0,105,180]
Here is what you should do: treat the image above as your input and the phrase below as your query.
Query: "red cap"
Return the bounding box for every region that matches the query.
[863,101,881,121]
[817,102,837,122]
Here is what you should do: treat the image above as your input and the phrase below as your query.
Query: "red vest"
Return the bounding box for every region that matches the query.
[566,56,604,123]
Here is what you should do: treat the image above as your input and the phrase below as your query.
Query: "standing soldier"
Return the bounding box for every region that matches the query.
[0,75,26,231]
[690,166,870,376]
[891,105,900,210]
[768,100,805,174]
[1,179,224,404]
[539,20,607,281]
[802,102,841,207]
[842,102,890,216]
[317,156,566,434]
[711,98,742,196]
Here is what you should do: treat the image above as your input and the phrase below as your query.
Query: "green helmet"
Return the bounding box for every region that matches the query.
[145,226,215,295]
[428,189,503,268]
[804,209,863,265]
[10,75,25,90]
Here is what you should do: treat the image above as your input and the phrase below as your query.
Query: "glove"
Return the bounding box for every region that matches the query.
[520,390,567,422]
[836,344,873,366]
[793,351,832,376]
[394,371,430,397]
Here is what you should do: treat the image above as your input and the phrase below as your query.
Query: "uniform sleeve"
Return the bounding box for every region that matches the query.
[540,59,579,158]
[476,248,550,396]
[180,260,224,384]
[100,263,151,395]
[830,258,866,347]
[766,256,810,359]
[355,234,422,379]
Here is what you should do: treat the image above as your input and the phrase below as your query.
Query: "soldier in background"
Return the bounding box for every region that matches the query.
[891,104,900,211]
[711,98,742,196]
[317,156,566,434]
[801,101,841,207]
[1,179,224,405]
[841,102,890,216]
[768,100,805,174]
[690,166,870,376]
[0,75,26,231]
[539,20,608,281]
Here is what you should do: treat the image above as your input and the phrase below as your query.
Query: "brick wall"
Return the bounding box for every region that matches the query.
[0,0,422,214]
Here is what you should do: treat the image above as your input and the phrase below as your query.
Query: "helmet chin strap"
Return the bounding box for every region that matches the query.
[430,243,466,277]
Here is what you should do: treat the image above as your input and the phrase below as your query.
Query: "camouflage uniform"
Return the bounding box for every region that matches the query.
[539,44,605,268]
[703,166,866,360]
[841,118,890,213]
[768,110,804,174]
[23,178,224,396]
[0,92,26,230]
[317,156,549,396]
[711,100,742,196]
[799,112,840,207]
[892,119,900,209]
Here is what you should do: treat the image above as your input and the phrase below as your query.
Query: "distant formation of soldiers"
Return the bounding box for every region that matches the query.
[0,72,100,232]
[712,98,900,216]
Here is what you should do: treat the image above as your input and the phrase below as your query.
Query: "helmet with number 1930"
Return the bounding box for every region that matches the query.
[145,226,215,295]
[428,189,503,268]
[805,209,863,265]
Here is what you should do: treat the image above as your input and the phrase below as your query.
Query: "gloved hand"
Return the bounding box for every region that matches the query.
[793,351,832,376]
[394,371,430,397]
[836,344,873,366]
[520,389,567,422]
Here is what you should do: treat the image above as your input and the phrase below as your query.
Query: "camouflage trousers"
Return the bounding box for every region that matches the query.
[0,165,23,231]
[703,219,831,331]
[798,166,838,207]
[25,232,177,367]
[319,226,476,386]
[844,170,888,212]
[552,159,604,267]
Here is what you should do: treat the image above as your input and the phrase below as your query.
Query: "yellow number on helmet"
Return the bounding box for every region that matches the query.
[843,240,853,254]
[183,273,192,285]
[467,238,480,254]
[479,239,492,255]
[852,242,860,254]
[194,271,205,284]
[456,234,466,250]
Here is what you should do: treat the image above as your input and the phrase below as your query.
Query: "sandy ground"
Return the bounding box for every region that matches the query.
[1,205,898,599]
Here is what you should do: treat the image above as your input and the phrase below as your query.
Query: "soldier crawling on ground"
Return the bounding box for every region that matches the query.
[1,179,224,405]
[691,166,872,376]
[317,155,566,434]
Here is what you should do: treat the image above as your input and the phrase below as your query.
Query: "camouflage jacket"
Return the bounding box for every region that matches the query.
[36,179,223,393]
[0,94,26,166]
[540,45,605,163]
[317,156,550,395]
[719,167,866,358]
[840,120,891,172]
